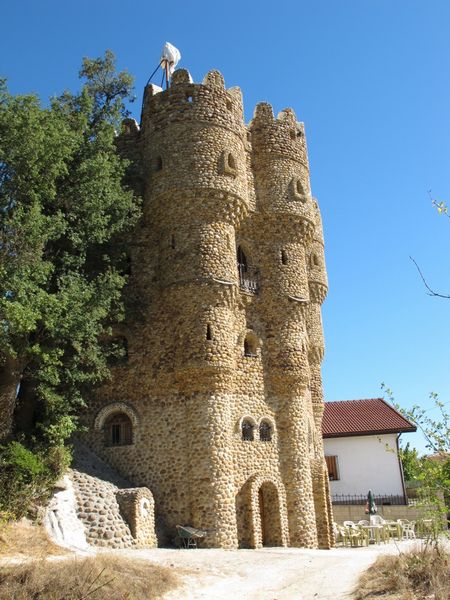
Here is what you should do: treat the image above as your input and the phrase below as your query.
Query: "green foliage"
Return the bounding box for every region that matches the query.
[0,51,141,450]
[0,441,69,518]
[381,384,449,531]
[399,442,422,482]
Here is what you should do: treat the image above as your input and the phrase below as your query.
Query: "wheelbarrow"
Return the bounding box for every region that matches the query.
[175,525,207,549]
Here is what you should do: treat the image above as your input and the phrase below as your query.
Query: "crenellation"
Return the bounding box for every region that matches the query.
[82,68,333,550]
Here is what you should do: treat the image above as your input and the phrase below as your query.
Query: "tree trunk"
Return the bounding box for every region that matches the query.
[0,356,21,441]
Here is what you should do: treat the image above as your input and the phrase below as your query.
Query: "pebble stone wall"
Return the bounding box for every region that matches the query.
[83,68,334,549]
[68,442,156,549]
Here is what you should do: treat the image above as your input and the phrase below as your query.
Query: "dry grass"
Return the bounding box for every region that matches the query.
[0,520,66,558]
[0,554,180,599]
[354,543,450,600]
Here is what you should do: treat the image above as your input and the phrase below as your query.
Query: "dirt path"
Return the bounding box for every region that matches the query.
[116,540,419,600]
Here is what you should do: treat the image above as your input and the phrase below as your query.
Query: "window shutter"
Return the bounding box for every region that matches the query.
[325,455,339,480]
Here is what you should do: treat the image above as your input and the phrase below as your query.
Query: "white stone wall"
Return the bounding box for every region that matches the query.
[324,434,405,497]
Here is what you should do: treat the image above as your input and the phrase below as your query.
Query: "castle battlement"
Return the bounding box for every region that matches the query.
[85,67,333,552]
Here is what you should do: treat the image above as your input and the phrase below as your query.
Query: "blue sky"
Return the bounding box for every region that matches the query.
[2,1,449,453]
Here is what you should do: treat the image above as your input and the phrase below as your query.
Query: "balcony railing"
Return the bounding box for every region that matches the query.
[331,493,407,506]
[238,264,260,294]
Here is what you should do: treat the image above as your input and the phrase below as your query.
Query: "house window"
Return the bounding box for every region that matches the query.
[259,421,272,442]
[325,455,339,481]
[242,420,255,441]
[105,413,133,446]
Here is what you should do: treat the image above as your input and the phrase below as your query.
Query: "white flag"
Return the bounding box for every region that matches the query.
[161,42,181,75]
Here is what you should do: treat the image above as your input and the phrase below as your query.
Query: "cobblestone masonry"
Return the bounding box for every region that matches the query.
[67,442,156,550]
[83,68,334,549]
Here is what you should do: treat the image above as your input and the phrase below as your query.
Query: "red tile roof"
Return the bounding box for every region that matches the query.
[322,398,416,438]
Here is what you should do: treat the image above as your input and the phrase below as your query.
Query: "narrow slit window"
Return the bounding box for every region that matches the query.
[311,253,320,268]
[227,153,236,170]
[281,249,288,265]
[171,234,176,249]
[244,334,257,357]
[154,156,163,171]
[206,324,212,340]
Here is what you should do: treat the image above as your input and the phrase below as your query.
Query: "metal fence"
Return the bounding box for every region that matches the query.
[332,493,407,506]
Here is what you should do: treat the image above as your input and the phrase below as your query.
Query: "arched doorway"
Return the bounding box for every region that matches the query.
[235,483,252,548]
[258,482,283,547]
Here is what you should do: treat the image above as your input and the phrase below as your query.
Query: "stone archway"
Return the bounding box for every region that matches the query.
[258,481,283,547]
[235,475,289,549]
[235,481,252,548]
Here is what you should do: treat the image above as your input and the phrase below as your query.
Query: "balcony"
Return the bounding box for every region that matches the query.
[238,264,260,294]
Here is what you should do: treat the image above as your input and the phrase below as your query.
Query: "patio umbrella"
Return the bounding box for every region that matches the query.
[365,489,377,516]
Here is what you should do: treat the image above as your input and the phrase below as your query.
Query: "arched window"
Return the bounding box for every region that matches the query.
[259,421,272,442]
[105,413,133,446]
[244,333,258,357]
[296,179,304,195]
[241,419,255,441]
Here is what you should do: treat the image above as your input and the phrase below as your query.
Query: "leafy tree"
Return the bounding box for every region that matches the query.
[382,385,449,530]
[399,442,422,482]
[0,51,140,454]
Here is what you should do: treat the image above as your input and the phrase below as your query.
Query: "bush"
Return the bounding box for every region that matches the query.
[0,441,70,518]
[0,555,179,599]
[354,542,450,600]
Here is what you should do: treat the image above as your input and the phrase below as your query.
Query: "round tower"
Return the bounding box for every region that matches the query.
[139,69,249,547]
[305,200,333,547]
[249,103,319,547]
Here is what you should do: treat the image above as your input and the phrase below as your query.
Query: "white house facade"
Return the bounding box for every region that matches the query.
[322,399,416,503]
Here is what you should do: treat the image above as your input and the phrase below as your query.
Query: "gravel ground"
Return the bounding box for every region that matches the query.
[114,539,422,600]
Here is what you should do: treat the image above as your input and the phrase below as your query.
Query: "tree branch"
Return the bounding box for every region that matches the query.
[409,256,450,298]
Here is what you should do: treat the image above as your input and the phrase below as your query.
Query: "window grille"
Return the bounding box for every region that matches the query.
[259,421,272,442]
[105,413,133,446]
[242,420,254,441]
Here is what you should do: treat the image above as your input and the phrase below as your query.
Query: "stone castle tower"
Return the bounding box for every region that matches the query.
[84,68,333,549]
